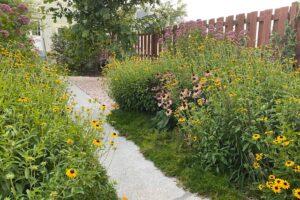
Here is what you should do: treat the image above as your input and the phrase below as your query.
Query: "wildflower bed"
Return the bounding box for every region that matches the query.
[105,29,300,199]
[0,45,117,199]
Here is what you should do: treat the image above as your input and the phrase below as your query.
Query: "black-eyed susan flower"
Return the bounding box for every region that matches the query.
[282,140,293,146]
[255,153,263,161]
[100,104,106,111]
[252,133,261,140]
[93,139,102,147]
[294,165,300,173]
[110,132,118,139]
[269,175,275,180]
[55,79,63,84]
[258,116,268,122]
[281,180,290,190]
[52,106,60,113]
[66,168,77,178]
[272,184,282,194]
[65,106,72,112]
[293,188,300,199]
[274,178,283,186]
[277,135,287,142]
[178,117,186,124]
[258,184,264,190]
[109,140,114,146]
[66,138,74,145]
[266,181,273,189]
[18,97,29,102]
[253,161,260,169]
[229,92,237,97]
[265,130,274,135]
[285,160,295,167]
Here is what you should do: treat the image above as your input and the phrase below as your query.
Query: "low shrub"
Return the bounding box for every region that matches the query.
[105,28,300,199]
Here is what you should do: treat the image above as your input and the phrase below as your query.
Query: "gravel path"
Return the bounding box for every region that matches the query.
[69,76,114,111]
[68,76,208,200]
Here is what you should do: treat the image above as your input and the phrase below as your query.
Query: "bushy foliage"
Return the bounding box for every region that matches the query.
[105,28,300,199]
[51,26,109,75]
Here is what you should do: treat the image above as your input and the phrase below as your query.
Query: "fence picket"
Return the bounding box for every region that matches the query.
[257,9,273,46]
[235,13,246,34]
[225,15,234,32]
[246,11,258,47]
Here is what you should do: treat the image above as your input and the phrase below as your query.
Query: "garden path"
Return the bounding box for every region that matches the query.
[68,76,208,200]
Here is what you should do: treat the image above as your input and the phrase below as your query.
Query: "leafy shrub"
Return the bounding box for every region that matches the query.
[105,28,300,199]
[51,26,109,75]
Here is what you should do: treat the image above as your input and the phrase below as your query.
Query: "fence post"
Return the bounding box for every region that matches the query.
[290,2,300,65]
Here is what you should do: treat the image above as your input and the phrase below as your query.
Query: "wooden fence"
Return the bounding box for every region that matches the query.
[135,2,300,62]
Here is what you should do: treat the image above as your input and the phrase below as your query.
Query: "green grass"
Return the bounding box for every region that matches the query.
[108,110,246,200]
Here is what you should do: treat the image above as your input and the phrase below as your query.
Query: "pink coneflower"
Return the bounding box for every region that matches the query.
[0,30,9,38]
[0,4,13,13]
[18,3,28,13]
[18,15,30,25]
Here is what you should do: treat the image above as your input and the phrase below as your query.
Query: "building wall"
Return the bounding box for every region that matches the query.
[31,0,69,52]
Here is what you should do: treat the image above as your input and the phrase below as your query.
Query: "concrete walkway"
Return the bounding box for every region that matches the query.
[69,80,207,200]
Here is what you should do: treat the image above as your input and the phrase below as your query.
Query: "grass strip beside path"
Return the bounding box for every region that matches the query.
[108,110,246,200]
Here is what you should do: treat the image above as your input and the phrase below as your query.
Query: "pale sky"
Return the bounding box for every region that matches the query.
[177,0,297,21]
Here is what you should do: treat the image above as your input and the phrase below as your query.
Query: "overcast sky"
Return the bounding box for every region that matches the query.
[176,0,297,21]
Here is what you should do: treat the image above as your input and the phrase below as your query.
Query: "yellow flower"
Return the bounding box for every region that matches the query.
[110,132,118,139]
[197,98,204,106]
[55,79,63,84]
[100,104,106,111]
[272,184,282,194]
[93,139,102,147]
[285,160,295,167]
[66,168,77,178]
[253,161,260,169]
[258,116,268,122]
[255,153,263,161]
[264,130,274,135]
[65,106,72,112]
[266,181,273,188]
[238,108,248,113]
[294,165,300,173]
[178,118,186,124]
[91,120,103,129]
[281,180,290,190]
[274,178,283,186]
[258,184,264,190]
[268,175,275,180]
[52,106,60,113]
[252,134,261,140]
[122,196,128,200]
[109,140,115,146]
[272,139,280,144]
[282,140,292,146]
[277,135,287,142]
[229,92,237,97]
[17,97,30,102]
[66,138,74,145]
[293,188,300,199]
